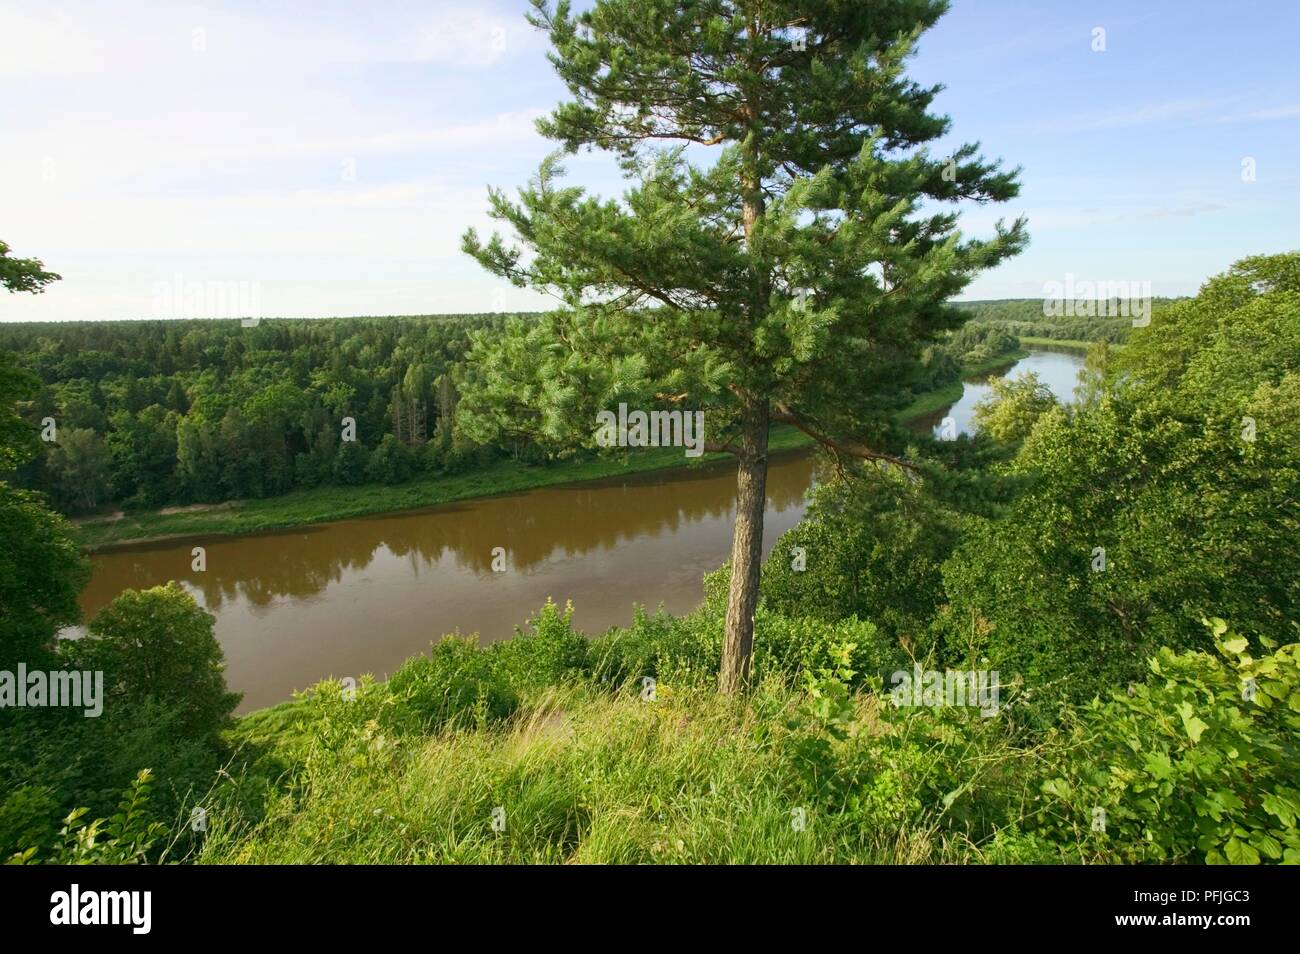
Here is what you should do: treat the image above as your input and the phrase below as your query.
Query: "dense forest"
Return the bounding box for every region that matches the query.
[951,297,1175,343]
[0,312,1020,516]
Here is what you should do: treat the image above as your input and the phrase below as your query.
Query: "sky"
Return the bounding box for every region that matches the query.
[1,0,1297,322]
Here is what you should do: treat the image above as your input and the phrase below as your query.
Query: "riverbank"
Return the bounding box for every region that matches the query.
[895,348,1028,419]
[198,598,1226,865]
[73,424,814,551]
[73,349,1030,552]
[1016,336,1123,351]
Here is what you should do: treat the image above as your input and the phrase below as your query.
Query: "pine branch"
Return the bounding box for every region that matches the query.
[771,401,921,473]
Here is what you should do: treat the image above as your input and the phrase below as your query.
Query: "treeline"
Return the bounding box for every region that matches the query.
[1,309,1023,516]
[910,320,1021,392]
[0,315,530,513]
[951,297,1185,344]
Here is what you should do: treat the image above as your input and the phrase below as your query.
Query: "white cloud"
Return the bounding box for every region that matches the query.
[0,1,540,77]
[1027,97,1230,135]
[1214,103,1300,122]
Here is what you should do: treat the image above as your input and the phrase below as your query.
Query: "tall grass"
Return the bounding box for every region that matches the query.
[200,681,964,864]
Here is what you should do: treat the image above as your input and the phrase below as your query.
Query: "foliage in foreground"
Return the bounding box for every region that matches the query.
[157,607,1300,865]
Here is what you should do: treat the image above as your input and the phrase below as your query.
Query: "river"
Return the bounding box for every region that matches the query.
[906,346,1087,437]
[76,346,1085,712]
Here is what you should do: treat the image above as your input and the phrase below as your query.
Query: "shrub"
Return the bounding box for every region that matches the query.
[753,611,902,691]
[72,582,241,743]
[382,637,518,736]
[781,638,1042,855]
[9,770,167,865]
[1033,620,1300,864]
[492,600,590,690]
[762,470,957,650]
[970,372,1059,445]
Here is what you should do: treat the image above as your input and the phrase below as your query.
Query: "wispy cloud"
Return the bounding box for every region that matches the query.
[1213,103,1300,122]
[0,1,538,76]
[1026,97,1231,135]
[1144,202,1227,219]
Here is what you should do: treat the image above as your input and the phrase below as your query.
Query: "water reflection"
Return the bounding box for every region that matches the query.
[906,347,1086,437]
[79,452,818,712]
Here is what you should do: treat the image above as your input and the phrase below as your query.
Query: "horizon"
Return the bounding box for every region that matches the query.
[3,0,1297,322]
[0,293,1193,327]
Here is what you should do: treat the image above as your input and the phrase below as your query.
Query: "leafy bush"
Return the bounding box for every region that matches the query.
[762,469,957,650]
[779,638,1043,856]
[382,637,518,736]
[8,770,167,865]
[753,611,902,691]
[970,372,1059,445]
[1034,620,1300,864]
[492,600,591,690]
[71,582,241,742]
[590,602,721,690]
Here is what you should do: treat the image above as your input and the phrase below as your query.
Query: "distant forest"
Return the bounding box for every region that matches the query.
[951,297,1185,343]
[0,300,1109,515]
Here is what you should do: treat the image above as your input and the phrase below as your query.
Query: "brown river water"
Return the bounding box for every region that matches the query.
[76,347,1084,713]
[78,452,818,713]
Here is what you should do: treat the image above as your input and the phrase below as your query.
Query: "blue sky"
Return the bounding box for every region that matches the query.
[1,0,1296,322]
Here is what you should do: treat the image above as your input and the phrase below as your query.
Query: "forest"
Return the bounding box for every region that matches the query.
[0,311,1020,517]
[1,0,1296,872]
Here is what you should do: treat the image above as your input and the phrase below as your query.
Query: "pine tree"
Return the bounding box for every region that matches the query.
[434,372,458,451]
[403,364,431,444]
[461,0,1027,692]
[391,384,405,444]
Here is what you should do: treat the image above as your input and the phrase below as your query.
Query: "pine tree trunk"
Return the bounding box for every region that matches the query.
[719,397,769,694]
[437,375,457,450]
[719,80,768,695]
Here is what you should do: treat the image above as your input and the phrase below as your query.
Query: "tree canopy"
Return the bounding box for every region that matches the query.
[461,0,1026,689]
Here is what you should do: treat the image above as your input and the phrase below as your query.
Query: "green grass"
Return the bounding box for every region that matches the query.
[202,681,961,864]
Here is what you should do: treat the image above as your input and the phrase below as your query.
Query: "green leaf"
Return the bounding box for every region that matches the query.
[1224,837,1260,865]
[1249,831,1283,860]
[1177,703,1208,744]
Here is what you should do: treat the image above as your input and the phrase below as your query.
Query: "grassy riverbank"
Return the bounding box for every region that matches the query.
[1016,336,1117,351]
[74,425,815,550]
[209,679,972,864]
[196,594,1276,865]
[896,348,1028,419]
[205,599,1025,864]
[73,350,1030,551]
